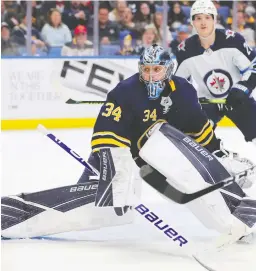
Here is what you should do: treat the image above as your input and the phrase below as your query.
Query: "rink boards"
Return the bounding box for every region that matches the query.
[1,57,236,130]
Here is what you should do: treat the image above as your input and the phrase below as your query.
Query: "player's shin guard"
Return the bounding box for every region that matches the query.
[139,122,256,236]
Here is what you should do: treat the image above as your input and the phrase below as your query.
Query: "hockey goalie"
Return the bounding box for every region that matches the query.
[2,45,256,246]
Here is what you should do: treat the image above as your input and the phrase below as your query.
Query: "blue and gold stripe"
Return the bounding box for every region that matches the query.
[186,120,214,147]
[91,131,131,152]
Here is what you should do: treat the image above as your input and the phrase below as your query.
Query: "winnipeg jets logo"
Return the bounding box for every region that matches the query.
[210,74,226,91]
[203,69,233,98]
[178,41,186,51]
[160,96,172,114]
[225,30,235,39]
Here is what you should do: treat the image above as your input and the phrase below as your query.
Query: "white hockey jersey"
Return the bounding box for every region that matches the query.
[175,29,256,99]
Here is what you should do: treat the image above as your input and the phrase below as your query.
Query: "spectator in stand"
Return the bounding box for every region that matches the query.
[31,1,47,31]
[1,1,19,29]
[41,8,72,47]
[237,1,247,12]
[42,1,66,15]
[11,13,46,49]
[244,9,256,31]
[119,7,139,38]
[1,22,19,56]
[97,5,120,45]
[62,1,90,32]
[212,1,227,28]
[3,1,21,16]
[116,30,136,55]
[61,25,93,56]
[245,3,256,19]
[134,24,157,55]
[134,2,153,34]
[126,1,138,15]
[151,10,173,46]
[170,24,190,54]
[109,0,127,22]
[168,2,186,31]
[20,1,47,31]
[226,1,255,31]
[216,14,226,29]
[80,1,93,15]
[236,11,255,47]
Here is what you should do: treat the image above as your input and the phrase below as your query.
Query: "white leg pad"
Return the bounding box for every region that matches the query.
[139,125,241,233]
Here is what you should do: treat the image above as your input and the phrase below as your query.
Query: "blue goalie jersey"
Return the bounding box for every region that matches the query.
[175,29,256,99]
[91,73,217,166]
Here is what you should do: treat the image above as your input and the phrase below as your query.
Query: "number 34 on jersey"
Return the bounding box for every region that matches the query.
[102,103,122,122]
[102,103,157,123]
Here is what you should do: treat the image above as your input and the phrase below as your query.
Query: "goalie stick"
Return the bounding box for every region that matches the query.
[37,125,255,204]
[65,98,227,105]
[141,165,255,204]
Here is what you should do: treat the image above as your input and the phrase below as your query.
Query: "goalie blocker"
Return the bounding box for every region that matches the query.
[139,122,256,236]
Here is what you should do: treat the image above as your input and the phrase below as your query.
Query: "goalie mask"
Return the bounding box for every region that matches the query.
[139,44,175,100]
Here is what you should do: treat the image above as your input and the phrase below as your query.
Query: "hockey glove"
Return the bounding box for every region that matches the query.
[226,81,252,108]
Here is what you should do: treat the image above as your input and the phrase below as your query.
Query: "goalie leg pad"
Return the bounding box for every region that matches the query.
[1,147,141,239]
[96,147,140,208]
[1,183,135,239]
[139,123,250,233]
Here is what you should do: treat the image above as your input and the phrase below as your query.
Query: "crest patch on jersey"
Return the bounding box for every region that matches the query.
[225,30,235,39]
[160,96,172,114]
[178,41,186,51]
[203,69,233,98]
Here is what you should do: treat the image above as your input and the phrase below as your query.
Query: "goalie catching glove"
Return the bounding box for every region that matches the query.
[213,141,256,189]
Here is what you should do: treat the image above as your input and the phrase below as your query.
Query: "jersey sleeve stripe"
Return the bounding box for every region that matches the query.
[199,130,214,147]
[193,124,213,144]
[92,131,131,145]
[91,138,129,150]
[186,120,210,137]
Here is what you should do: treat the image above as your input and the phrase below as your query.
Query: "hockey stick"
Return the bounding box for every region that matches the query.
[65,98,227,105]
[65,99,104,105]
[37,125,255,204]
[142,165,255,204]
[198,97,226,104]
[37,124,98,175]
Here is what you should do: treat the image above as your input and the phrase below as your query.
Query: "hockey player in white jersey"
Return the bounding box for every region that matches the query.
[175,0,256,151]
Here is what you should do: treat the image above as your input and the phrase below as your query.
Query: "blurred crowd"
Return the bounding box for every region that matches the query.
[1,0,256,57]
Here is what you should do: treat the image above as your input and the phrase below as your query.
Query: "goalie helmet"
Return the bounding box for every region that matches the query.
[139,44,175,100]
[190,0,217,22]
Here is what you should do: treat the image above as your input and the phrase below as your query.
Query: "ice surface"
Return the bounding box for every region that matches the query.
[1,127,256,271]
